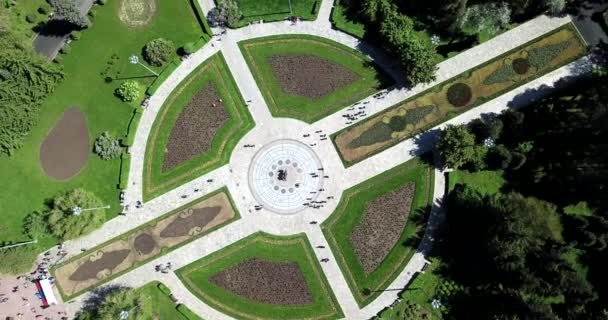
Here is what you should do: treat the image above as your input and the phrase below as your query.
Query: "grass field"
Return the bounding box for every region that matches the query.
[231,0,319,27]
[322,158,434,307]
[143,53,254,201]
[330,0,367,39]
[0,0,203,258]
[0,0,48,39]
[177,232,343,320]
[376,259,444,320]
[333,23,588,166]
[239,34,389,123]
[448,170,505,195]
[139,281,203,320]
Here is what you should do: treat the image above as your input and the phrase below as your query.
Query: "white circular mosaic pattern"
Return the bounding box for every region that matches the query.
[248,139,323,214]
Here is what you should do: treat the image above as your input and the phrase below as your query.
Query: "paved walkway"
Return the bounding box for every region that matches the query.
[52,1,592,318]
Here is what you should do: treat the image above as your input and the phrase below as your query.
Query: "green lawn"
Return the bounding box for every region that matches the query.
[0,0,202,254]
[0,0,48,39]
[137,281,203,320]
[376,259,444,320]
[330,0,367,39]
[143,53,254,201]
[448,170,505,195]
[176,232,343,320]
[232,0,319,27]
[239,34,390,123]
[322,158,434,307]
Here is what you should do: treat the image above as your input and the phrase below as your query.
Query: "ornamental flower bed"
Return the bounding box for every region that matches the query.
[333,23,587,166]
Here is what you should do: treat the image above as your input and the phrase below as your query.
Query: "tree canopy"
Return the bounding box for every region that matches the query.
[46,189,106,241]
[0,29,64,156]
[76,287,153,320]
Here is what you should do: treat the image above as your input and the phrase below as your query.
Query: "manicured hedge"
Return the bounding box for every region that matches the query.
[157,282,172,296]
[147,58,181,96]
[118,153,131,190]
[190,0,213,37]
[177,304,201,320]
[123,108,143,147]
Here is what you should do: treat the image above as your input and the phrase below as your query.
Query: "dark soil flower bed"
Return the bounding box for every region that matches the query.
[133,233,156,255]
[159,206,222,238]
[350,183,415,274]
[268,54,359,99]
[163,84,228,172]
[512,58,530,74]
[69,249,131,281]
[446,83,473,107]
[210,258,313,305]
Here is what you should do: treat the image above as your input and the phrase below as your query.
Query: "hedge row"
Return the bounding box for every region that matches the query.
[190,0,213,37]
[123,107,143,146]
[146,58,181,96]
[118,153,131,190]
[177,304,201,320]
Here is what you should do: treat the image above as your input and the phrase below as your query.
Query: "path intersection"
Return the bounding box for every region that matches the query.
[47,1,590,318]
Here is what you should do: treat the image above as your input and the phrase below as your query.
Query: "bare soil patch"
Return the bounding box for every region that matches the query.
[211,258,313,305]
[40,107,89,180]
[268,54,359,99]
[350,183,416,274]
[118,0,157,28]
[163,84,229,172]
[160,206,222,238]
[69,249,131,281]
[133,233,156,255]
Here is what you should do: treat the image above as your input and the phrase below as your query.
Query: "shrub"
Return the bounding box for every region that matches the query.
[88,9,96,18]
[446,83,472,107]
[26,13,37,23]
[143,38,175,67]
[545,0,565,15]
[459,2,510,36]
[208,0,242,28]
[94,132,123,160]
[59,43,71,54]
[46,189,106,241]
[70,31,81,40]
[49,0,90,28]
[116,80,141,102]
[182,42,196,55]
[38,5,50,15]
[97,0,106,4]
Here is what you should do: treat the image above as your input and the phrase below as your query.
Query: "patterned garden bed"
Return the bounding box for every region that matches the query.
[322,158,434,306]
[239,34,390,123]
[176,233,343,320]
[144,53,254,201]
[52,188,239,300]
[332,23,587,166]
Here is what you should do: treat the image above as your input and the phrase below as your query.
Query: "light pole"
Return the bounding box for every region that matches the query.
[72,205,111,216]
[129,55,159,76]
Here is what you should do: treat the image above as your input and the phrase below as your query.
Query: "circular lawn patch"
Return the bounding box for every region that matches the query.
[446,83,473,107]
[118,0,157,28]
[39,107,89,180]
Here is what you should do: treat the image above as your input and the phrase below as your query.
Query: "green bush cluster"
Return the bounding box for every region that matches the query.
[143,38,175,67]
[26,13,37,23]
[76,288,153,320]
[100,53,121,81]
[0,245,39,274]
[94,131,123,160]
[116,80,141,102]
[0,33,64,156]
[46,189,106,241]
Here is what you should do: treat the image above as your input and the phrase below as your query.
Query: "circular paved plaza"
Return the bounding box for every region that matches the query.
[248,139,323,214]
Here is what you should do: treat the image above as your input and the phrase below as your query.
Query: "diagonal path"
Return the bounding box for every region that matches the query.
[53,1,592,319]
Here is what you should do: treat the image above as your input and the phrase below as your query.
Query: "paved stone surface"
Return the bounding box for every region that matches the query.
[47,1,592,319]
